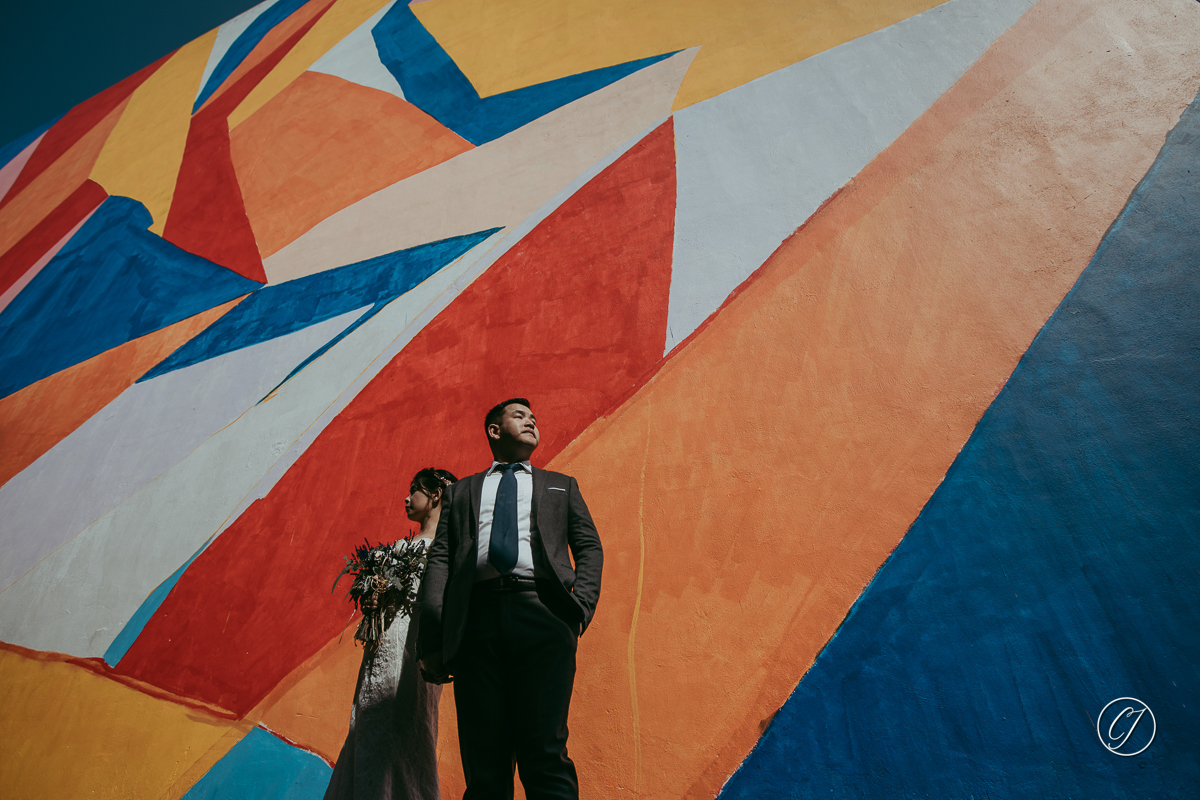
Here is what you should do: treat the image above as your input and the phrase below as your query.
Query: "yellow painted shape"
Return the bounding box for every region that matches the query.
[90,31,218,235]
[229,0,393,129]
[411,0,948,110]
[158,724,257,800]
[0,647,251,800]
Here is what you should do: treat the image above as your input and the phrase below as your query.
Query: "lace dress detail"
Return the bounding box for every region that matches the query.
[325,539,441,800]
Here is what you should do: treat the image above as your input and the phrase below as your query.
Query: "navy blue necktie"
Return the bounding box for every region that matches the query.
[489,463,520,574]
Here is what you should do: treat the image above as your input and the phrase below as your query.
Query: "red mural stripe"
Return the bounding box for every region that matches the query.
[162,0,338,283]
[0,56,167,209]
[116,119,678,714]
[0,180,107,296]
[161,112,267,283]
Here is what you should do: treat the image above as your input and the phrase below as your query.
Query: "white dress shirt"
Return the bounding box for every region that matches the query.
[475,461,535,580]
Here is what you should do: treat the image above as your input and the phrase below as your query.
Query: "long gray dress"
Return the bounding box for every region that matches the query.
[324,539,441,800]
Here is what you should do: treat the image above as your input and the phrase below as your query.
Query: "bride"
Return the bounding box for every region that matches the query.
[325,467,457,800]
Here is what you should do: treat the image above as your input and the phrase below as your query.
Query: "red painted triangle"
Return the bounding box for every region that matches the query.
[0,55,167,209]
[160,108,267,283]
[0,180,107,297]
[161,0,337,283]
[116,118,678,713]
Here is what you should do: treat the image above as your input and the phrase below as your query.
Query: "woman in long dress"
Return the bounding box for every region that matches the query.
[324,468,457,800]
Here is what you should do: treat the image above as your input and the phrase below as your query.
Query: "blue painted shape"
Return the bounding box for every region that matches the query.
[259,299,386,401]
[140,228,498,382]
[0,116,59,173]
[720,91,1200,799]
[192,0,310,112]
[183,727,330,800]
[104,538,211,667]
[0,196,261,399]
[372,3,675,145]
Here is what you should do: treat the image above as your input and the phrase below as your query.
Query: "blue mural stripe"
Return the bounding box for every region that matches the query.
[140,227,499,382]
[718,91,1200,799]
[104,538,212,667]
[0,196,262,399]
[192,0,311,112]
[259,299,386,402]
[182,727,331,800]
[0,116,60,174]
[372,2,675,146]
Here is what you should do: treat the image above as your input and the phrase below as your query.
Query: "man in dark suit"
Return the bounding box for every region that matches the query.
[418,398,603,800]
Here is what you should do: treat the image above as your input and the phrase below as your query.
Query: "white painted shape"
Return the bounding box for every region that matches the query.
[0,205,97,315]
[309,0,405,99]
[264,48,696,283]
[0,133,45,201]
[0,108,665,657]
[196,0,282,102]
[0,308,367,592]
[666,0,1031,352]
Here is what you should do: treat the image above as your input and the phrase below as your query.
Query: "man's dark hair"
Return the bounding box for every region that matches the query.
[484,398,532,432]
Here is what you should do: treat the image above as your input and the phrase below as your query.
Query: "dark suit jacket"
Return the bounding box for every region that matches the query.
[417,466,603,668]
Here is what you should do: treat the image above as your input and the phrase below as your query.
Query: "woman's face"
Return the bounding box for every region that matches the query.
[405,483,437,524]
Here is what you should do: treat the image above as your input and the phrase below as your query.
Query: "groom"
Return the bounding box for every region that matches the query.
[418,398,603,800]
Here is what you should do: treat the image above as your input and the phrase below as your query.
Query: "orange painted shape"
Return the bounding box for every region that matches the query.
[0,99,129,263]
[230,70,473,259]
[253,627,360,761]
[0,643,250,800]
[200,0,339,113]
[540,1,1200,798]
[0,298,243,490]
[436,687,468,800]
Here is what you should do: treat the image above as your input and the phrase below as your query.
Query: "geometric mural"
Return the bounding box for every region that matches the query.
[719,81,1200,800]
[2,0,1199,797]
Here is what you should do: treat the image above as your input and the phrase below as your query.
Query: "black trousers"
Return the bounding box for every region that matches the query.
[453,583,579,800]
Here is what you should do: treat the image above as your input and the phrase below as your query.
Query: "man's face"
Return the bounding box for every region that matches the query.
[490,403,539,456]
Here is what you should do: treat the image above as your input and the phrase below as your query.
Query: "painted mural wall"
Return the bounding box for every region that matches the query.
[1,0,1198,797]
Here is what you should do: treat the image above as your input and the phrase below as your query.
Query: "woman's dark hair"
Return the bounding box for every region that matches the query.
[411,467,457,498]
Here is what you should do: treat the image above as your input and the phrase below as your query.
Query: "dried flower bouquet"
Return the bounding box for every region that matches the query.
[332,537,430,653]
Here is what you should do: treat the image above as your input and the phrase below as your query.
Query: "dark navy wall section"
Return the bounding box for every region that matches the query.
[720,91,1200,799]
[0,117,59,172]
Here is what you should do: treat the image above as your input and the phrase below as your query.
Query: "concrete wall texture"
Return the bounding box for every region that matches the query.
[1,0,1197,797]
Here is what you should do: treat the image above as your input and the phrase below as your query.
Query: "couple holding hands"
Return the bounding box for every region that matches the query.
[325,398,603,800]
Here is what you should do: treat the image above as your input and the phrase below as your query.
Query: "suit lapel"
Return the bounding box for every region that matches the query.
[468,470,485,540]
[531,466,545,533]
[532,466,564,568]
